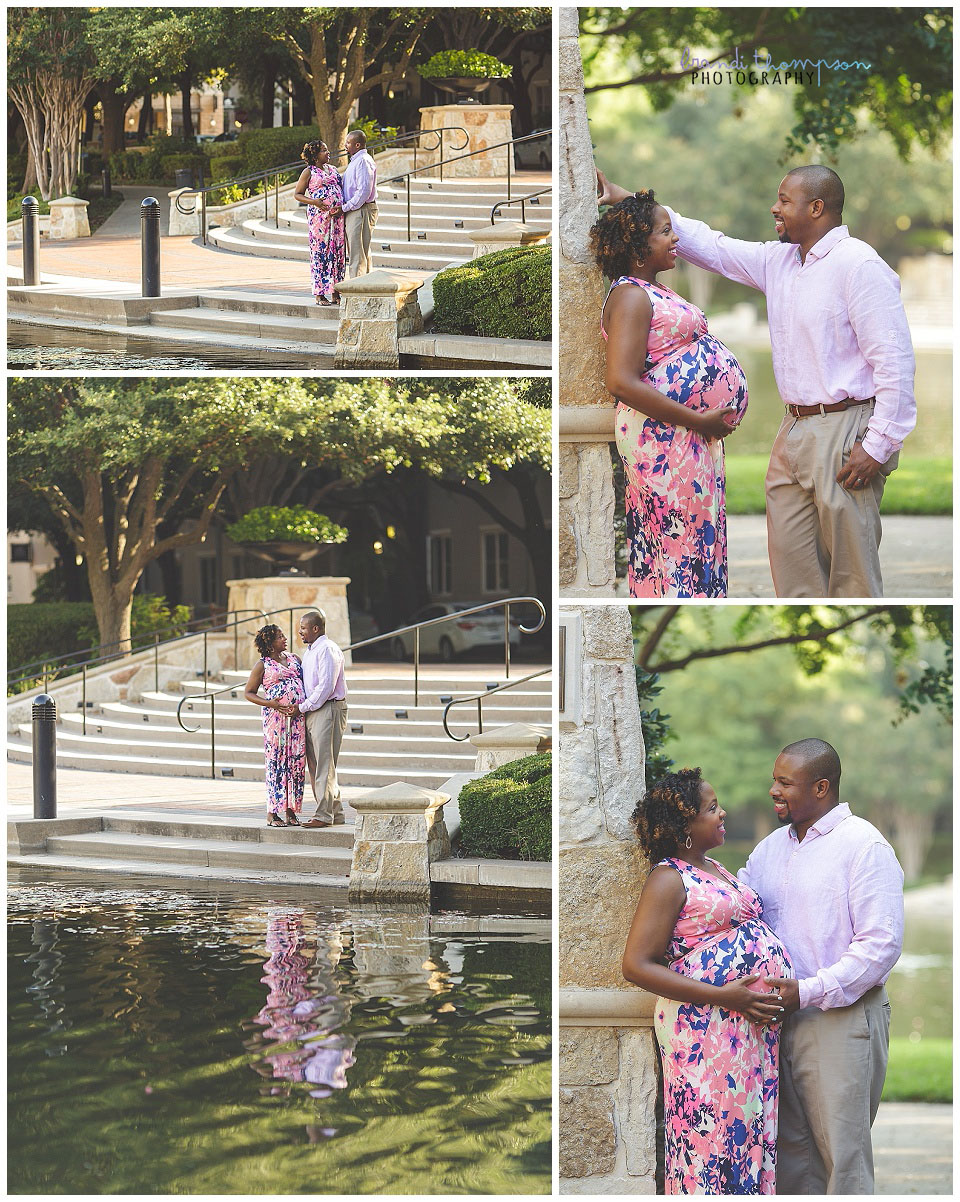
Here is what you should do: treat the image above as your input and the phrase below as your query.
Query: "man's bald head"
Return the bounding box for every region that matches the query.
[784,165,845,217]
[780,738,841,793]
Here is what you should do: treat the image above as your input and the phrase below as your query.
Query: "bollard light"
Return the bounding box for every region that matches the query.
[101,167,112,199]
[141,197,161,297]
[21,196,40,287]
[31,694,57,819]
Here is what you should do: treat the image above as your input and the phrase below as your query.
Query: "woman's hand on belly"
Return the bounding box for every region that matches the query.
[715,976,786,1025]
[690,406,740,441]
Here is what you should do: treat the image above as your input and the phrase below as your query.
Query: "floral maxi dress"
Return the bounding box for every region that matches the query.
[261,655,306,817]
[654,857,792,1195]
[306,164,347,300]
[602,277,749,598]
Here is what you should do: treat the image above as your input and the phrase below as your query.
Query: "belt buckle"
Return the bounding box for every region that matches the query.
[819,403,826,416]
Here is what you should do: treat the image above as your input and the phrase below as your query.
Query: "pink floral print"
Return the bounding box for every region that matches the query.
[654,857,792,1195]
[306,164,346,300]
[602,277,749,597]
[261,655,306,816]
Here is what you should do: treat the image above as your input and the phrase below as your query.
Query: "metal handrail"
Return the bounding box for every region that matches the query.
[442,667,551,741]
[383,129,552,242]
[491,186,552,225]
[176,596,546,778]
[176,126,469,245]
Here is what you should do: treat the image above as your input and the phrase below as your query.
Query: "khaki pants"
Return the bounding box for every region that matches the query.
[777,986,891,1194]
[765,402,898,597]
[305,699,348,822]
[345,203,378,279]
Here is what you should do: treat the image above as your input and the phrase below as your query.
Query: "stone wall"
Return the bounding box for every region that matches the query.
[559,603,658,1193]
[558,8,617,597]
[419,104,513,177]
[225,577,353,665]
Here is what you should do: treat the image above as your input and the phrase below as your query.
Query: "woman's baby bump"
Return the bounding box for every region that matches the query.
[647,335,749,427]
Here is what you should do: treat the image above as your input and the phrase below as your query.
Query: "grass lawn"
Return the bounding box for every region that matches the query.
[726,454,952,515]
[882,1037,952,1102]
[8,190,123,232]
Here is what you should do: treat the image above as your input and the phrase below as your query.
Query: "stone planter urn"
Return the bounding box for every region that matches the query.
[238,540,329,574]
[429,76,504,104]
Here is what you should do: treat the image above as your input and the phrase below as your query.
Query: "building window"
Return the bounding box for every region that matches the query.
[482,530,509,593]
[9,543,31,563]
[199,557,219,606]
[426,532,452,596]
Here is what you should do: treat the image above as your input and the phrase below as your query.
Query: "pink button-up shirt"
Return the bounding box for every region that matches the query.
[665,207,916,464]
[739,803,903,1011]
[298,635,347,715]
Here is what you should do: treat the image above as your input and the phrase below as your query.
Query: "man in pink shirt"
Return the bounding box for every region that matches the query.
[740,738,904,1194]
[597,166,916,597]
[296,609,348,828]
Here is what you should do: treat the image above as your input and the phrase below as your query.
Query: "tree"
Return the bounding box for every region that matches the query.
[262,8,434,154]
[579,7,953,160]
[8,378,307,653]
[7,8,97,199]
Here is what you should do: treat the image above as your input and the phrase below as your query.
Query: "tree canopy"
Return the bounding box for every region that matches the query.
[580,7,953,160]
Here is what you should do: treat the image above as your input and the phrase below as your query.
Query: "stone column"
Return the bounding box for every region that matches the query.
[225,576,353,665]
[335,269,425,368]
[559,604,658,1193]
[47,197,91,240]
[467,220,550,258]
[167,188,199,236]
[419,104,514,176]
[349,783,451,904]
[470,721,551,772]
[558,7,617,597]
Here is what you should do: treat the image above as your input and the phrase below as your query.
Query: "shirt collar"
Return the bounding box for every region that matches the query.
[801,224,849,263]
[788,801,850,842]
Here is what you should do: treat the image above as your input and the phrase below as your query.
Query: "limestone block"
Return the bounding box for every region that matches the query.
[468,221,550,258]
[167,189,200,236]
[557,727,603,845]
[349,783,450,903]
[559,842,647,989]
[224,577,352,664]
[352,840,382,875]
[361,814,426,842]
[617,1028,660,1179]
[560,1027,619,1086]
[559,262,609,408]
[335,269,425,369]
[577,443,617,591]
[559,1087,616,1178]
[419,104,513,177]
[559,503,578,591]
[47,196,90,240]
[583,608,635,662]
[559,444,580,500]
[593,664,645,840]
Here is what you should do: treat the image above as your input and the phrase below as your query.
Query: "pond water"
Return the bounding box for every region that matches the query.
[7,323,321,371]
[7,868,551,1195]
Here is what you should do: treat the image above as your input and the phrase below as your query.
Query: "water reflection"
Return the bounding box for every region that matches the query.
[24,918,69,1056]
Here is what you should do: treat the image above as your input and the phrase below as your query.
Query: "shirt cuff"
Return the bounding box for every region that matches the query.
[861,427,900,464]
[797,976,820,1010]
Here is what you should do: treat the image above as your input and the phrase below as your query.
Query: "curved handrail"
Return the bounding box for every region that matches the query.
[176,596,546,759]
[442,667,551,741]
[491,186,552,225]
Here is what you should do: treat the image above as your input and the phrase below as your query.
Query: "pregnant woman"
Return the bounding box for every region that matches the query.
[293,139,346,306]
[592,178,749,597]
[244,625,306,828]
[623,769,792,1195]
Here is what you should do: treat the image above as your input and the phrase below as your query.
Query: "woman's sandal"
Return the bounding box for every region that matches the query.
[286,811,301,826]
[267,814,287,827]
[318,296,335,307]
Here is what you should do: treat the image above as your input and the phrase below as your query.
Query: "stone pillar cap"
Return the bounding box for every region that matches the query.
[224,575,352,586]
[468,221,550,246]
[559,987,656,1026]
[469,721,550,749]
[338,268,427,296]
[352,782,451,813]
[558,402,617,442]
[48,196,89,207]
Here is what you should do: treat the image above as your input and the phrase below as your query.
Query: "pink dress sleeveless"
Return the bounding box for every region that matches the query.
[602,277,749,597]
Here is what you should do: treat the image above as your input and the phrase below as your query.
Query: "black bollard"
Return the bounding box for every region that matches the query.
[101,166,111,199]
[32,695,57,819]
[141,196,161,297]
[21,195,40,286]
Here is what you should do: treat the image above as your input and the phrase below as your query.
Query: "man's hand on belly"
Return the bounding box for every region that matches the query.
[836,441,883,490]
[765,976,800,1015]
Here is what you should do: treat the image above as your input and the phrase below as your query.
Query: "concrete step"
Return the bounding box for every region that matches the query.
[6,738,461,787]
[196,290,340,321]
[147,305,339,345]
[243,218,472,261]
[9,853,350,890]
[208,225,466,271]
[279,209,505,235]
[213,669,551,692]
[44,830,353,875]
[135,314,338,361]
[101,810,355,847]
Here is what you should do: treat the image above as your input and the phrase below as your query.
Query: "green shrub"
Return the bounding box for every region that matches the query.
[210,155,245,183]
[236,125,322,174]
[158,152,207,181]
[7,191,50,222]
[226,505,348,544]
[417,50,512,79]
[432,244,550,341]
[458,751,552,861]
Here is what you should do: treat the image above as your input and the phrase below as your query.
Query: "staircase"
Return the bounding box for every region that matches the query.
[207,175,552,270]
[7,666,551,788]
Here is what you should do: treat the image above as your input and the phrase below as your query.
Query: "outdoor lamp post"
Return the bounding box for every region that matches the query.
[21,196,40,286]
[141,197,161,297]
[32,695,57,819]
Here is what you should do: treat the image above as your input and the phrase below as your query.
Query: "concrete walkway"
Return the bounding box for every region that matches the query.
[874,1102,952,1194]
[94,184,174,236]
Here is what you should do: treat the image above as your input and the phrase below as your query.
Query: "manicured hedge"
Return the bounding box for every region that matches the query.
[235,125,321,174]
[210,155,246,183]
[458,751,551,861]
[432,244,550,341]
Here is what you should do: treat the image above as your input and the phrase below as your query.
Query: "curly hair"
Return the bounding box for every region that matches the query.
[300,139,326,166]
[631,767,704,863]
[254,624,283,659]
[589,189,660,280]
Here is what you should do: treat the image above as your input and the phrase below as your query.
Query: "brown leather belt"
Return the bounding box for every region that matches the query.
[785,397,875,418]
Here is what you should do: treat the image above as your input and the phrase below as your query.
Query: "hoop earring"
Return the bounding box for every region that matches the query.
[684,835,692,850]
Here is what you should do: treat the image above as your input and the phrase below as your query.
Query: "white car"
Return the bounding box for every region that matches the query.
[390,602,523,663]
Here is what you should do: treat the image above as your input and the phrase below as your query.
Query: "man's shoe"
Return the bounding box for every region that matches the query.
[302,819,332,829]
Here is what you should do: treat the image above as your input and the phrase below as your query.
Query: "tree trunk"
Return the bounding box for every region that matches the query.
[887,803,935,884]
[138,91,153,141]
[260,68,277,128]
[86,567,136,657]
[98,80,129,156]
[22,144,38,194]
[179,71,195,141]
